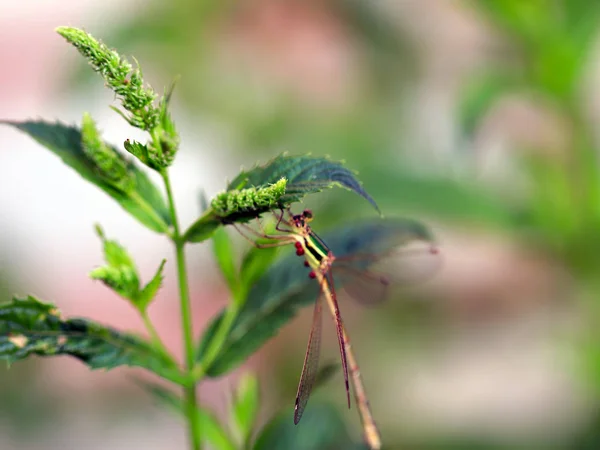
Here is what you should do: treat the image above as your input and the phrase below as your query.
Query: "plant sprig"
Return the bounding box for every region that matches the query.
[57,26,179,169]
[0,26,434,450]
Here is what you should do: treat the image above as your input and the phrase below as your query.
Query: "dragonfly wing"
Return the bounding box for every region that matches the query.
[294,293,324,424]
[334,239,441,306]
[325,270,351,410]
[333,266,390,306]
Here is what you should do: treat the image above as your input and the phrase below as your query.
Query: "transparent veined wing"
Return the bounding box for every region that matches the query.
[294,293,324,424]
[326,220,441,305]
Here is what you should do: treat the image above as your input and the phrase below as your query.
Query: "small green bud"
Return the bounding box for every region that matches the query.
[57,27,160,131]
[144,82,180,169]
[92,224,140,300]
[81,113,135,192]
[90,265,139,300]
[92,225,163,311]
[124,139,150,165]
[211,178,287,217]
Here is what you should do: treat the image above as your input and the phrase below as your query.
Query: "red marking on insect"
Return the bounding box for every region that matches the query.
[304,260,310,267]
[295,241,303,249]
[296,248,305,256]
[308,271,316,279]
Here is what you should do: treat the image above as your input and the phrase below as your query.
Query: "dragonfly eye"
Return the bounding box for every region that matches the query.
[303,209,313,221]
[292,215,305,227]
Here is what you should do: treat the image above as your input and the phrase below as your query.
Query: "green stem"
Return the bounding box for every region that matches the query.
[191,302,239,380]
[191,287,246,381]
[140,310,173,362]
[162,169,202,450]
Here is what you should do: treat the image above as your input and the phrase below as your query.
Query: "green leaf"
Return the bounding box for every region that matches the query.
[183,154,380,243]
[196,218,433,376]
[199,189,210,213]
[253,403,361,450]
[533,34,589,98]
[212,227,238,293]
[124,139,152,168]
[0,296,181,382]
[95,225,137,267]
[89,264,139,301]
[458,74,516,139]
[231,372,260,446]
[240,245,280,291]
[140,381,184,414]
[154,81,180,167]
[142,382,237,450]
[182,209,222,243]
[2,120,171,233]
[91,226,165,311]
[355,165,515,228]
[91,225,140,303]
[138,259,166,310]
[471,1,600,99]
[312,362,339,392]
[81,112,136,192]
[471,0,553,44]
[199,410,237,450]
[227,155,379,213]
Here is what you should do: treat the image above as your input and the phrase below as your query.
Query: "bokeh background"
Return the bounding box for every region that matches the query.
[4,0,600,449]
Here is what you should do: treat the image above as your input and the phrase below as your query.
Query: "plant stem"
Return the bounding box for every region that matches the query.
[191,286,246,380]
[191,302,239,380]
[140,310,173,362]
[162,169,202,450]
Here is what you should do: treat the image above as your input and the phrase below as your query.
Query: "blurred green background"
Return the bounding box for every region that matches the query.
[5,0,600,448]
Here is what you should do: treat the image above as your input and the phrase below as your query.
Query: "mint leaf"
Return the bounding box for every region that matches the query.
[212,227,238,294]
[91,226,164,311]
[2,120,171,233]
[231,373,260,446]
[0,296,181,382]
[183,155,380,243]
[228,155,379,213]
[137,259,166,311]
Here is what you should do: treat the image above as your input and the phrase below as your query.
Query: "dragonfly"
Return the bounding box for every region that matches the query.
[235,208,439,450]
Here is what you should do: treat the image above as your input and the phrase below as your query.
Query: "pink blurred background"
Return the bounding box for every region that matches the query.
[2,1,599,449]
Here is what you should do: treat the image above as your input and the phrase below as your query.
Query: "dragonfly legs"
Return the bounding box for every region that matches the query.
[273,208,296,233]
[233,222,296,248]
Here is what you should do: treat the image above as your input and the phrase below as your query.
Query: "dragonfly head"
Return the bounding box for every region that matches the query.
[291,209,313,229]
